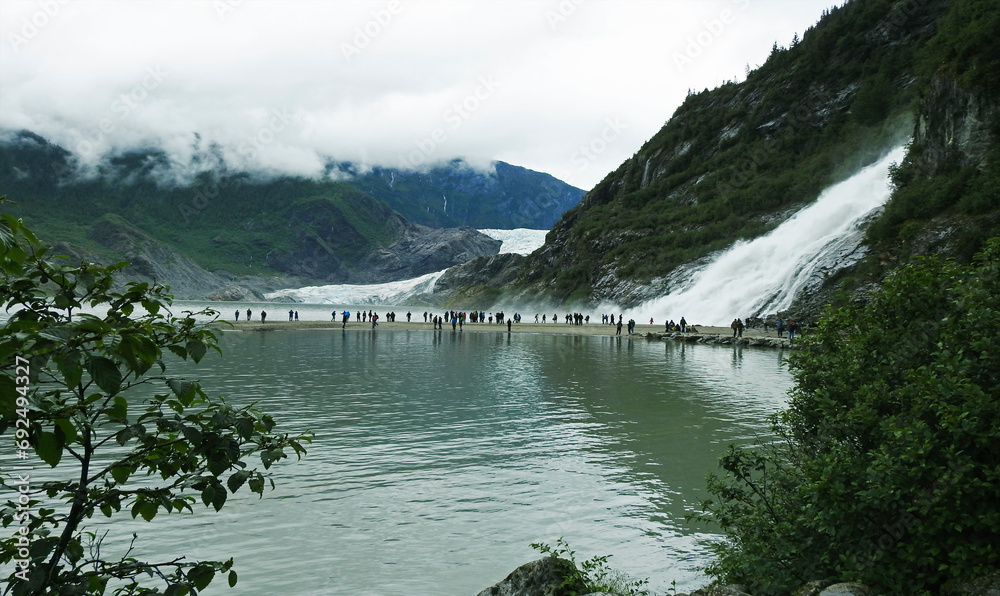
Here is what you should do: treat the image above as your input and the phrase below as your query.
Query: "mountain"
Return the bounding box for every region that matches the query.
[330,160,585,229]
[483,0,1000,315]
[0,134,574,297]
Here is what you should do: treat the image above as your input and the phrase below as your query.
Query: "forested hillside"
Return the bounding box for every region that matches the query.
[0,134,568,289]
[336,160,584,229]
[507,0,999,313]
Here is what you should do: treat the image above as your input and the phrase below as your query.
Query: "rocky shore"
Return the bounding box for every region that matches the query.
[477,558,1000,596]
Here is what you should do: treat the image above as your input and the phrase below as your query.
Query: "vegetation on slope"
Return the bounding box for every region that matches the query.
[514,0,969,305]
[339,159,585,229]
[695,238,1000,595]
[0,136,407,277]
[863,0,1000,258]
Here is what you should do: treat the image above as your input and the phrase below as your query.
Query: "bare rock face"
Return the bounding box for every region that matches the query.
[476,557,584,596]
[355,225,502,284]
[207,284,265,302]
[916,72,1000,176]
[433,253,525,295]
[86,215,226,298]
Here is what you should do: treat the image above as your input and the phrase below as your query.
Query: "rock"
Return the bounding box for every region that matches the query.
[476,557,585,596]
[941,571,1000,596]
[795,580,835,596]
[433,252,525,295]
[356,224,502,283]
[690,584,752,596]
[87,215,227,299]
[818,582,873,596]
[208,284,265,302]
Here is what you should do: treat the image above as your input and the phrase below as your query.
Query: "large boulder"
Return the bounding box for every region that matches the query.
[476,557,585,596]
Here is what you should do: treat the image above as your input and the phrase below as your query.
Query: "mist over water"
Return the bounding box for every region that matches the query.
[636,145,907,326]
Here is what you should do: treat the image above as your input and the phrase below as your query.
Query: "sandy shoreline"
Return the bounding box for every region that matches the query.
[215,319,786,340]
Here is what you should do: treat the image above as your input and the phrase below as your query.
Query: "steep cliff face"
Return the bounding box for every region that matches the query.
[507,0,954,308]
[84,215,303,299]
[915,72,999,175]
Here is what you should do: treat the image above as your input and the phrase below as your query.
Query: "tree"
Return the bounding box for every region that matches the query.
[0,203,311,595]
[694,238,1000,594]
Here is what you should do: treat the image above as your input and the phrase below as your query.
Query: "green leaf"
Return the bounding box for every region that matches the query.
[110,465,132,484]
[186,340,207,363]
[53,418,78,444]
[248,473,265,494]
[109,395,129,422]
[87,355,123,394]
[167,378,196,405]
[228,570,238,588]
[227,470,251,493]
[36,430,63,467]
[189,564,215,591]
[57,352,84,388]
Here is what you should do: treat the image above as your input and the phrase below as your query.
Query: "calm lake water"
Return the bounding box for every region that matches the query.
[9,304,794,595]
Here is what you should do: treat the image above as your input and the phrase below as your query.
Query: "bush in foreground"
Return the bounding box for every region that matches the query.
[696,238,1000,594]
[0,205,311,595]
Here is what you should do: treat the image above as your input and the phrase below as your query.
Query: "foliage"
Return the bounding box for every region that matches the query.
[0,137,583,282]
[517,0,948,301]
[0,203,311,595]
[530,538,650,596]
[693,238,1000,594]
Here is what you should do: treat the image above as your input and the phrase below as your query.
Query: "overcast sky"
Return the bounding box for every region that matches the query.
[1,0,842,190]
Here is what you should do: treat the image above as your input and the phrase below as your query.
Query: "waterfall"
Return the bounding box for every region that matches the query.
[635,145,907,326]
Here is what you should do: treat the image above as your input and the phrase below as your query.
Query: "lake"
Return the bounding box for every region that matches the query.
[10,305,794,595]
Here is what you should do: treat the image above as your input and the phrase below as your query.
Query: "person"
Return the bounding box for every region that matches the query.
[680,317,687,333]
[235,310,239,321]
[288,309,294,321]
[731,319,739,338]
[737,318,744,338]
[332,310,337,321]
[342,311,350,328]
[616,319,622,335]
[788,321,797,341]
[407,311,411,322]
[507,319,512,333]
[372,312,378,328]
[247,308,252,321]
[261,310,267,323]
[294,311,299,321]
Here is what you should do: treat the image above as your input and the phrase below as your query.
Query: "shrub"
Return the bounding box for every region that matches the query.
[0,204,311,595]
[695,238,1000,594]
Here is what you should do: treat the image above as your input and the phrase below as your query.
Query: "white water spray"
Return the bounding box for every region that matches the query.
[636,145,907,326]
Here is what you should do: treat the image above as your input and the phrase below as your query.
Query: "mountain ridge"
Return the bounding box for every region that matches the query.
[472,0,1000,319]
[0,132,575,297]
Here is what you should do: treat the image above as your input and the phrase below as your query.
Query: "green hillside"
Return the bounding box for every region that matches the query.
[0,136,409,277]
[511,0,1000,309]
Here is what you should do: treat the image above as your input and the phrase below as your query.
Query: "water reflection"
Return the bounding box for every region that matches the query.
[7,329,791,595]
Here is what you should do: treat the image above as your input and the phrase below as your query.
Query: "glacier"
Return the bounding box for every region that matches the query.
[265,228,547,305]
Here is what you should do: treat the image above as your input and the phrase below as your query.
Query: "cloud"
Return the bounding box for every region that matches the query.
[0,0,842,189]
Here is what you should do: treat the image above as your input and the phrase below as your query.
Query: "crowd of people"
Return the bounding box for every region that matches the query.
[229,307,803,339]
